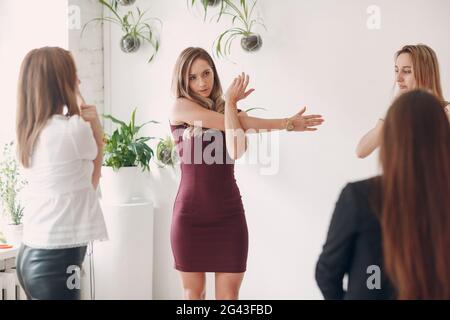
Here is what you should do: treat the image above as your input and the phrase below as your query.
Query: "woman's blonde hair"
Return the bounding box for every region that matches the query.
[396,44,445,103]
[171,47,225,137]
[16,47,80,167]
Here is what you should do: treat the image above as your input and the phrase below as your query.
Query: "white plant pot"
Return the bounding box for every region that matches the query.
[4,224,23,246]
[99,166,151,205]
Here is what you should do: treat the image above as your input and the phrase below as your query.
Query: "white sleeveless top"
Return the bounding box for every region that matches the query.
[21,114,108,249]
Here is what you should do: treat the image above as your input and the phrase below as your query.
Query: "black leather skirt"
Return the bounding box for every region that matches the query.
[16,244,87,300]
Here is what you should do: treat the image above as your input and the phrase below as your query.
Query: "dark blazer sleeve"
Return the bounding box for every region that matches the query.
[315,183,359,299]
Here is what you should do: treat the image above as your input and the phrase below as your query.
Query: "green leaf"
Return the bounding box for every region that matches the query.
[244,107,267,113]
[81,17,121,38]
[130,108,137,135]
[99,0,123,24]
[103,114,127,127]
[135,120,160,134]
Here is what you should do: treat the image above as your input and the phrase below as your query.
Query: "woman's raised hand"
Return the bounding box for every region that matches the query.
[289,106,324,132]
[225,72,255,106]
[80,104,100,124]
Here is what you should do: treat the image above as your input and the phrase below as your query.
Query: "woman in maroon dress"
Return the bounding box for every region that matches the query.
[169,47,324,300]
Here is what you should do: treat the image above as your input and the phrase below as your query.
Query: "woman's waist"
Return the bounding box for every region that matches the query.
[24,161,93,193]
[176,177,241,199]
[23,178,93,197]
[179,164,236,179]
[23,188,101,219]
[174,188,243,208]
[173,198,245,217]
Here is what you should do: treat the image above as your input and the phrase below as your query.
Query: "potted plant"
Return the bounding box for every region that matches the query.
[213,0,266,58]
[100,108,158,204]
[82,0,161,63]
[156,136,178,168]
[0,142,26,246]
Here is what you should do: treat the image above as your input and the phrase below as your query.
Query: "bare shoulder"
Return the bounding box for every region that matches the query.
[238,110,248,117]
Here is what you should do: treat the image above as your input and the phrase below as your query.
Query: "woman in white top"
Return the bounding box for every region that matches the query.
[15,47,107,300]
[356,44,450,158]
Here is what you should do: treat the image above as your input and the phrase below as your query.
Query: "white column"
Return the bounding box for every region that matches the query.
[91,201,154,300]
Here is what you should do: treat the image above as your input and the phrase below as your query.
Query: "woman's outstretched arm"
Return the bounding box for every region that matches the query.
[355,119,384,159]
[170,99,324,134]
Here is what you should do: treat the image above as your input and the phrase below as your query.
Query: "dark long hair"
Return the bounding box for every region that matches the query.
[379,89,450,299]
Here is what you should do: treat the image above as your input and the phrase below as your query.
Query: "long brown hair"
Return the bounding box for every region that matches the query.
[171,47,225,137]
[380,89,450,299]
[16,47,80,167]
[396,44,445,103]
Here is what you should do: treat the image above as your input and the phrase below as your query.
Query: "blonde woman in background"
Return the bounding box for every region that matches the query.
[356,44,450,159]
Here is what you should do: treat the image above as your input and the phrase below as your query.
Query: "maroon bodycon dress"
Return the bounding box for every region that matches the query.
[169,121,248,273]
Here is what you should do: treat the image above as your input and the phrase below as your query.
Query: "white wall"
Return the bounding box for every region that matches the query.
[69,0,104,115]
[0,0,69,147]
[102,0,450,299]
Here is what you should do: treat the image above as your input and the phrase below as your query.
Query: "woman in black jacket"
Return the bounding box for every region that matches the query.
[316,90,450,300]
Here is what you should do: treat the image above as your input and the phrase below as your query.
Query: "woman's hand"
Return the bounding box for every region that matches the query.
[77,90,99,124]
[80,104,104,141]
[225,73,255,106]
[80,105,101,125]
[80,104,104,189]
[287,106,324,132]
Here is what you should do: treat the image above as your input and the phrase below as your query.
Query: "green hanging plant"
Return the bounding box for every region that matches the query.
[187,0,266,58]
[82,0,162,63]
[212,0,266,58]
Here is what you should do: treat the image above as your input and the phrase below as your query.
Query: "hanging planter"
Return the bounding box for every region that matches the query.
[156,136,179,168]
[206,0,221,6]
[213,0,266,59]
[120,34,141,53]
[116,0,136,5]
[241,33,262,52]
[82,0,162,63]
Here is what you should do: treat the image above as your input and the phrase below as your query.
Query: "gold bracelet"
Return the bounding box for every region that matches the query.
[285,118,295,131]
